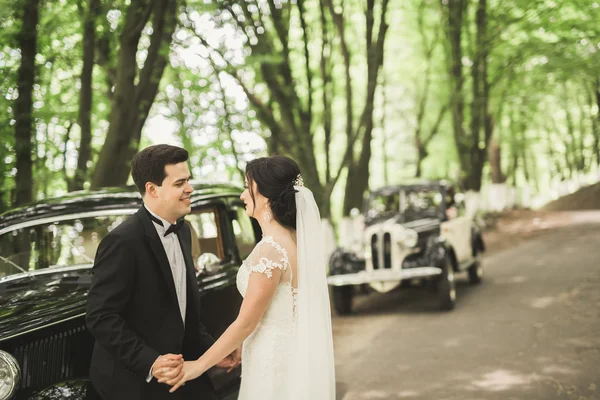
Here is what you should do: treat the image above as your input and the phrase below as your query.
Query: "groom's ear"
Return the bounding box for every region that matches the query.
[145,181,159,198]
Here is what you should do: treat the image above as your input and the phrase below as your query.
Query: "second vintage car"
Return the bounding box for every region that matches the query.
[0,182,258,400]
[327,181,485,314]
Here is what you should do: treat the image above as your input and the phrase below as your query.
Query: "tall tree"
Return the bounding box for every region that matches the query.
[72,0,100,191]
[441,0,466,186]
[91,0,178,189]
[342,0,390,215]
[412,0,448,178]
[466,0,492,190]
[180,2,329,215]
[441,0,493,191]
[13,0,40,205]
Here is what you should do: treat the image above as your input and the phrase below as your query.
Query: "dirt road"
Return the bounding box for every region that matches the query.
[333,221,600,400]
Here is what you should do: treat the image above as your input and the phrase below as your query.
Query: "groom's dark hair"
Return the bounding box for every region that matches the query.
[131,144,189,196]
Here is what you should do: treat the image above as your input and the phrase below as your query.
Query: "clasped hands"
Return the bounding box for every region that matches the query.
[152,348,241,393]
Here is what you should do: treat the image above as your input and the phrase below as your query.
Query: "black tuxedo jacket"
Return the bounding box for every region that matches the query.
[86,207,217,400]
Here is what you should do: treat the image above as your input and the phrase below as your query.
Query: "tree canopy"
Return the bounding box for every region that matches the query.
[1,0,598,215]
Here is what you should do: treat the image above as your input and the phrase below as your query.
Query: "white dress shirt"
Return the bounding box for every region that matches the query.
[145,205,188,381]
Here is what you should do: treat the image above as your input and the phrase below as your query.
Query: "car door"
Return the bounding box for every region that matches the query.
[185,199,242,395]
[440,195,472,263]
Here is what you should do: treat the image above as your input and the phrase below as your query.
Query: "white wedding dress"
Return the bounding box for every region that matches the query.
[235,186,335,400]
[236,235,297,399]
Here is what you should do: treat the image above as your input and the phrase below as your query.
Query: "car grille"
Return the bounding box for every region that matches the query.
[370,234,379,269]
[12,323,93,392]
[371,233,392,270]
[383,233,392,269]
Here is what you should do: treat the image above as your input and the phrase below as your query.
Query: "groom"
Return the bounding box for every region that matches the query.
[86,144,237,400]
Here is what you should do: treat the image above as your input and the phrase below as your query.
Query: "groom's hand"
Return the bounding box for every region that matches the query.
[152,354,184,382]
[215,355,236,370]
[228,347,242,372]
[216,348,242,373]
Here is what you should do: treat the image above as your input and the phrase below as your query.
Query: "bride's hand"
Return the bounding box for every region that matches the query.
[163,361,206,393]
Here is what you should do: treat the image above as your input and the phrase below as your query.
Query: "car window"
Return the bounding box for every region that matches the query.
[0,214,129,279]
[403,189,443,221]
[185,208,224,262]
[230,205,257,260]
[366,192,400,220]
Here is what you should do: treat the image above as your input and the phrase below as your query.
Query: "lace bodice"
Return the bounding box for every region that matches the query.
[236,236,298,323]
[235,236,298,399]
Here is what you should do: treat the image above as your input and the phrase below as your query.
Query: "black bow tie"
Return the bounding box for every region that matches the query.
[146,208,184,236]
[164,219,184,236]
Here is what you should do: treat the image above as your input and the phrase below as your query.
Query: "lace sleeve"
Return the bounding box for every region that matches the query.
[247,238,290,279]
[249,257,286,278]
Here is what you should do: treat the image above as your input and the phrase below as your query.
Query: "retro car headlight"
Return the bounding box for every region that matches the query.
[399,229,418,248]
[0,350,20,400]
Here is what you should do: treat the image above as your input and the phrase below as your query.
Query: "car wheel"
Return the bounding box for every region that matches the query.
[436,254,456,311]
[468,251,483,284]
[332,286,353,315]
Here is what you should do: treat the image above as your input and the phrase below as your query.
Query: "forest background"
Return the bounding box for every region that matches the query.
[1,0,599,222]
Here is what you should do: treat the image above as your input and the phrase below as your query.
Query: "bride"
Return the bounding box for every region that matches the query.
[159,155,336,399]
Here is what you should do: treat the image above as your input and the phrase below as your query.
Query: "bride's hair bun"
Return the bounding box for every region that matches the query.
[245,156,301,230]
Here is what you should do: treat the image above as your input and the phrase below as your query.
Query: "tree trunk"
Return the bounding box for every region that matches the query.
[14,0,40,205]
[173,73,195,174]
[488,137,505,183]
[510,151,518,186]
[209,5,328,215]
[95,4,117,101]
[411,0,446,179]
[320,0,333,184]
[62,122,74,186]
[443,0,469,184]
[506,104,518,185]
[342,0,389,216]
[73,0,99,191]
[215,71,245,181]
[465,0,489,191]
[489,81,511,184]
[443,0,491,191]
[415,135,427,178]
[91,0,178,189]
[326,0,353,152]
[413,3,432,180]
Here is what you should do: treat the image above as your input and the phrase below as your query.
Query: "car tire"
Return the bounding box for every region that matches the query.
[332,286,353,315]
[436,254,456,311]
[468,251,483,284]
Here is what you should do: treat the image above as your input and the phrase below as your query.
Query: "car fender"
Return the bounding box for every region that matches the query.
[471,228,486,254]
[329,247,351,275]
[427,236,458,271]
[328,247,366,275]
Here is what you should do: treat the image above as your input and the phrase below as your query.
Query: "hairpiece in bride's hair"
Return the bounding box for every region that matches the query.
[293,174,304,187]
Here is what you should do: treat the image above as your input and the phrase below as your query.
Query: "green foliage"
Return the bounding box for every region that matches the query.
[1,0,599,212]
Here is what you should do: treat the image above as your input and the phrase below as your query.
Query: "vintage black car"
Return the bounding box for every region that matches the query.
[0,182,258,400]
[327,181,485,314]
